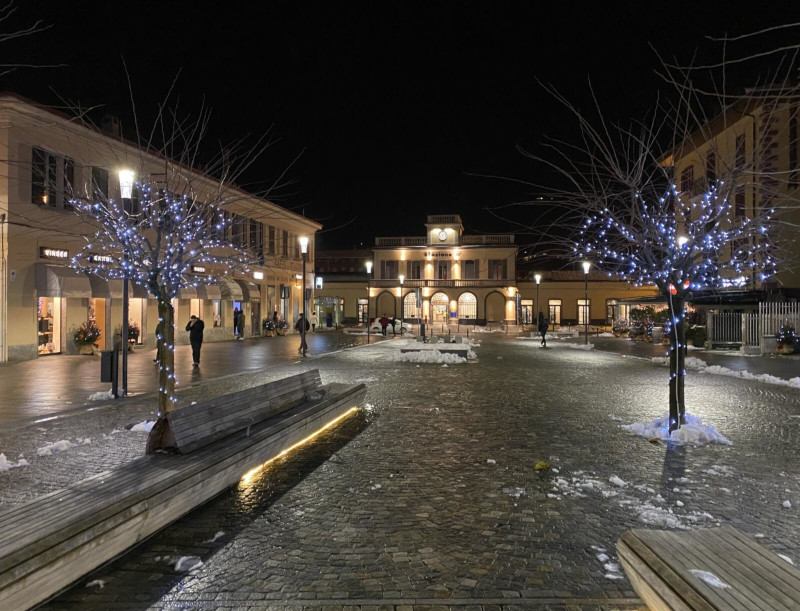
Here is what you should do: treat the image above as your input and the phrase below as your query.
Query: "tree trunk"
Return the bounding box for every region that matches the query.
[147,289,177,454]
[667,294,686,432]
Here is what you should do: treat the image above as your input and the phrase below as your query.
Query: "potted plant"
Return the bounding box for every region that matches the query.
[74,320,102,355]
[128,320,140,351]
[776,322,796,355]
[262,318,276,337]
[612,317,630,337]
[275,318,289,336]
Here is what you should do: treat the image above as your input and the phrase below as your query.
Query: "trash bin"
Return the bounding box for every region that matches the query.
[100,350,115,383]
[419,322,426,340]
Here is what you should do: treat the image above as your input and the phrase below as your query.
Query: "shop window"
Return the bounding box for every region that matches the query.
[521,299,534,324]
[128,298,145,344]
[88,298,107,348]
[210,299,222,327]
[190,299,203,319]
[403,292,419,319]
[457,292,477,318]
[357,298,369,323]
[37,297,61,355]
[548,299,562,326]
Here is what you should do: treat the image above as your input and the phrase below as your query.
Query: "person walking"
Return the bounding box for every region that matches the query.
[295,312,310,354]
[311,312,318,332]
[186,315,205,367]
[389,315,397,336]
[379,314,389,336]
[537,311,549,347]
[236,309,245,340]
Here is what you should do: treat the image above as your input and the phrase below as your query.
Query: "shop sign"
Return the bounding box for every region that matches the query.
[40,247,68,259]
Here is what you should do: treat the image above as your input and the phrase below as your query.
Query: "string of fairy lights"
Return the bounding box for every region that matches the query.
[70,182,250,410]
[573,181,776,429]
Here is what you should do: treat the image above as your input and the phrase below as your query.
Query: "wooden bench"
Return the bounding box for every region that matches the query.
[618,527,800,610]
[0,369,366,611]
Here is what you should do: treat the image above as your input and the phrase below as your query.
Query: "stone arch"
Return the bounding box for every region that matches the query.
[484,290,507,322]
[375,291,396,318]
[402,291,420,320]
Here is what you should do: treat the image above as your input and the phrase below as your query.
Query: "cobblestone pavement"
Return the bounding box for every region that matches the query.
[0,331,379,424]
[13,335,800,609]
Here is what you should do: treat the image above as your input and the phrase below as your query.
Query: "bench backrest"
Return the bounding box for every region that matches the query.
[166,369,323,453]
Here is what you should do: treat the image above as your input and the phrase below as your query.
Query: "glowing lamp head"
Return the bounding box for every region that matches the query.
[398,274,404,285]
[365,261,373,274]
[534,273,541,285]
[582,261,591,275]
[299,236,309,254]
[118,169,135,199]
[677,236,689,248]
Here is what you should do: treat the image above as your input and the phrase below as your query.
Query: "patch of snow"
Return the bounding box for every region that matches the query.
[676,500,684,507]
[0,453,28,472]
[174,556,203,572]
[651,355,800,390]
[370,483,382,490]
[202,531,225,544]
[621,412,732,446]
[596,553,610,562]
[555,342,595,351]
[486,459,496,465]
[130,420,156,433]
[604,572,624,580]
[87,389,114,401]
[502,486,525,498]
[608,414,624,422]
[37,438,91,456]
[778,554,794,565]
[391,350,468,365]
[689,570,729,589]
[755,533,765,539]
[783,500,792,509]
[609,475,627,487]
[85,579,105,589]
[603,562,621,572]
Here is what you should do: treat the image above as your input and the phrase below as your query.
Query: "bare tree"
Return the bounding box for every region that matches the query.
[511,29,800,432]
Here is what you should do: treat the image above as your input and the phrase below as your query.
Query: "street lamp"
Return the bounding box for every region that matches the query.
[582,261,591,345]
[118,168,135,396]
[534,273,541,328]
[299,236,309,357]
[365,261,373,344]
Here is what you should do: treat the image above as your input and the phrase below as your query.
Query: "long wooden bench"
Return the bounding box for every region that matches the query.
[618,527,800,610]
[0,369,366,611]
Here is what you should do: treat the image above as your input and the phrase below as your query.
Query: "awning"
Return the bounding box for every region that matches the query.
[236,279,261,302]
[195,284,222,300]
[218,277,244,301]
[86,276,151,299]
[36,264,92,298]
[177,284,197,299]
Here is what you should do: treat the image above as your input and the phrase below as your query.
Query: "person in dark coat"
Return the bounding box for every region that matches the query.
[295,313,310,354]
[389,316,397,336]
[537,311,549,347]
[186,315,205,366]
[154,319,164,364]
[233,308,240,337]
[379,314,389,336]
[236,309,245,340]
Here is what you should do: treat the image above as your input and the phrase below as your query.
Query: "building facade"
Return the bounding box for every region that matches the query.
[0,94,320,361]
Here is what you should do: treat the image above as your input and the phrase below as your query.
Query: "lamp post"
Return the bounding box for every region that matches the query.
[365,261,373,344]
[398,274,404,336]
[582,261,591,345]
[299,236,309,357]
[118,169,135,396]
[534,273,541,328]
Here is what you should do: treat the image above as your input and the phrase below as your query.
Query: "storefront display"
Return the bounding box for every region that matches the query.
[37,297,61,355]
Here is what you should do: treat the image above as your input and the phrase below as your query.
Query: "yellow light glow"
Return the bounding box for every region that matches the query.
[400,249,406,261]
[241,407,360,484]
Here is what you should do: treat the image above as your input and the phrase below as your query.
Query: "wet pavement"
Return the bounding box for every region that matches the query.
[0,331,380,424]
[21,334,800,610]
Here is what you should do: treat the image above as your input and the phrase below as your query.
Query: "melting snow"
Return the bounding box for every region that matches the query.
[37,438,91,456]
[202,531,225,544]
[392,350,471,364]
[174,556,203,572]
[609,475,627,487]
[689,570,729,589]
[85,579,105,589]
[0,453,29,472]
[87,389,115,401]
[783,500,792,509]
[621,412,732,446]
[778,554,795,565]
[652,356,800,390]
[130,420,156,433]
[502,486,525,498]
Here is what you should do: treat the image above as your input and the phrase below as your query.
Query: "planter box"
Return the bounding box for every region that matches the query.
[78,344,94,355]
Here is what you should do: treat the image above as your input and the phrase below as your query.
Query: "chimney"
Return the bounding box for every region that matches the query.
[100,114,121,137]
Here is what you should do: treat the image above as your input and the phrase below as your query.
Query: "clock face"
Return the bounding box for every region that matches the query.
[437,230,448,241]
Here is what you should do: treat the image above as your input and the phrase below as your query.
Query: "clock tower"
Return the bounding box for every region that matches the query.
[425,214,463,246]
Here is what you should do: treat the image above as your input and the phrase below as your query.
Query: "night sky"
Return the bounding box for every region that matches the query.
[2,2,791,249]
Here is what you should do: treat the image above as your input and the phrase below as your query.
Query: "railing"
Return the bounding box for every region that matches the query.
[460,234,515,245]
[710,312,742,345]
[374,236,427,246]
[427,215,462,224]
[369,278,515,288]
[743,313,760,348]
[759,301,800,337]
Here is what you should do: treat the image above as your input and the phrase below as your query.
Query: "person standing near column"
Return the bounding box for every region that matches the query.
[186,315,205,367]
[311,312,318,332]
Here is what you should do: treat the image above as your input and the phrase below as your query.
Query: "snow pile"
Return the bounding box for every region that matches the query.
[0,453,29,472]
[85,579,105,589]
[174,556,203,572]
[470,326,503,333]
[651,356,800,390]
[130,420,156,433]
[87,389,114,401]
[502,486,526,498]
[778,554,795,565]
[609,475,627,487]
[393,350,467,364]
[689,570,729,589]
[621,412,732,446]
[552,342,595,351]
[599,332,615,337]
[590,545,625,580]
[37,438,91,456]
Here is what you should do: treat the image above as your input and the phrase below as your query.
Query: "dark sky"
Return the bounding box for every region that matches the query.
[3,2,792,249]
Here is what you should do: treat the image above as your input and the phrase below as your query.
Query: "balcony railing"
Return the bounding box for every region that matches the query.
[461,234,514,245]
[427,214,462,224]
[374,236,428,246]
[369,278,515,288]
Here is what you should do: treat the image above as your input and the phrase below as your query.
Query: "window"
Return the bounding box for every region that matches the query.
[92,167,109,200]
[578,299,590,325]
[408,260,422,280]
[211,300,222,327]
[436,260,449,280]
[463,259,477,279]
[403,292,419,319]
[521,299,534,324]
[488,259,506,280]
[606,300,629,324]
[357,298,369,323]
[680,165,694,194]
[282,230,288,257]
[457,292,477,319]
[706,150,716,187]
[548,299,562,326]
[268,226,275,255]
[32,147,74,209]
[190,299,203,319]
[382,260,398,279]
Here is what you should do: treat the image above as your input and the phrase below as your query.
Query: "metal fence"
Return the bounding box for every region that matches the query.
[742,313,760,349]
[759,301,800,337]
[710,311,742,345]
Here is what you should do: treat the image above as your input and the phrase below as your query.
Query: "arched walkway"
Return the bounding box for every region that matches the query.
[375,291,396,318]
[484,291,506,322]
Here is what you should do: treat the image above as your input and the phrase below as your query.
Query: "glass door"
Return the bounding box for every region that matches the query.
[37,297,62,355]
